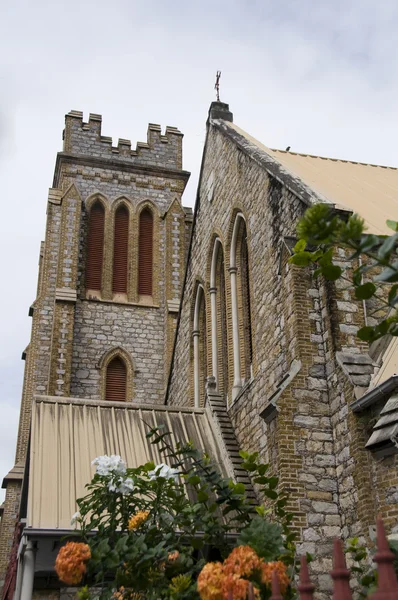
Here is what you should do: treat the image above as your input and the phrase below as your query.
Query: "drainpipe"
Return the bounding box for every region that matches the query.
[19,540,36,600]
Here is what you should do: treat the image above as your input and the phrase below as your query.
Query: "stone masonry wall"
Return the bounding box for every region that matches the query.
[0,114,190,586]
[166,117,393,597]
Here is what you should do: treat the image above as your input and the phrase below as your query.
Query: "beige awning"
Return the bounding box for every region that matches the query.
[27,396,229,530]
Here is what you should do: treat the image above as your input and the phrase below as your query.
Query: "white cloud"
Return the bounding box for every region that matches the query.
[1,0,398,501]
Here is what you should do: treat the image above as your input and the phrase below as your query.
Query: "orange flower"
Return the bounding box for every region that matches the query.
[128,510,150,531]
[55,541,91,585]
[197,562,225,600]
[260,561,290,593]
[223,546,261,578]
[221,575,259,600]
[168,550,180,562]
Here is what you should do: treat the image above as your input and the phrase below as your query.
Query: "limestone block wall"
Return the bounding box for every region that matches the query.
[70,301,165,403]
[165,117,388,597]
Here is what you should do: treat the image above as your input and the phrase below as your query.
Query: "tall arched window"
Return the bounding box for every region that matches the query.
[230,213,253,400]
[86,201,105,291]
[106,356,127,402]
[138,209,153,296]
[193,284,207,408]
[210,239,229,397]
[241,231,253,380]
[112,205,129,294]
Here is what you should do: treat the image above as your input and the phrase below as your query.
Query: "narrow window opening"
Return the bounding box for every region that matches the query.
[241,231,253,380]
[138,209,153,296]
[86,201,105,291]
[106,357,127,402]
[112,205,129,294]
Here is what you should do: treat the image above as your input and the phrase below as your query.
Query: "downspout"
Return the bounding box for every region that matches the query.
[19,540,36,600]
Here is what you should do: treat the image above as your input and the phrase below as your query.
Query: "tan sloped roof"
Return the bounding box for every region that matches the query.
[227,122,398,235]
[28,396,228,530]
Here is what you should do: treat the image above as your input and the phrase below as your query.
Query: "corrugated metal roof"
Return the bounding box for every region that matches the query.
[227,122,398,235]
[28,396,229,530]
[370,337,398,388]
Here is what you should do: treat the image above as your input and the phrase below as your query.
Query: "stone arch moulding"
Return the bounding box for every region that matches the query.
[85,191,111,212]
[98,346,135,402]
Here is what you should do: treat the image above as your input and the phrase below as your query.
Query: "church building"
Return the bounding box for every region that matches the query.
[2,101,398,599]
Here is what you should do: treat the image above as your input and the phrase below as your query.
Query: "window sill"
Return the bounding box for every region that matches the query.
[83,294,159,309]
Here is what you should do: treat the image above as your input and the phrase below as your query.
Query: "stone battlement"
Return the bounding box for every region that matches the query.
[63,111,183,170]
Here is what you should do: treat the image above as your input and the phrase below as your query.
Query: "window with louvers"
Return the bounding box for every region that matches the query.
[112,205,129,294]
[86,201,105,290]
[106,357,127,402]
[138,209,153,295]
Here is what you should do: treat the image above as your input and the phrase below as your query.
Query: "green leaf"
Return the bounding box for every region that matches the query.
[388,285,398,307]
[387,220,398,232]
[187,475,201,485]
[197,490,209,503]
[289,251,313,267]
[359,234,380,252]
[375,261,398,283]
[293,239,307,253]
[268,477,279,490]
[237,517,284,561]
[355,282,376,300]
[321,264,343,281]
[318,247,334,267]
[263,489,278,500]
[378,233,398,260]
[357,326,376,341]
[233,483,245,495]
[353,268,363,286]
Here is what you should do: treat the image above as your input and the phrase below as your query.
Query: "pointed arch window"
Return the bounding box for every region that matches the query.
[193,285,207,408]
[210,239,229,396]
[86,201,105,291]
[230,213,253,400]
[112,205,129,294]
[241,230,253,379]
[138,209,153,296]
[106,356,127,402]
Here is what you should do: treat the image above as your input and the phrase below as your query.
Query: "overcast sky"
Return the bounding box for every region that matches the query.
[1,0,398,502]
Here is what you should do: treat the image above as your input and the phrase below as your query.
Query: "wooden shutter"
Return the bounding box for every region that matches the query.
[106,357,127,401]
[86,202,105,290]
[138,209,153,295]
[112,205,129,293]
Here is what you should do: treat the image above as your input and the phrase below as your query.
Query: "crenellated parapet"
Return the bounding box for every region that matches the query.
[63,111,183,169]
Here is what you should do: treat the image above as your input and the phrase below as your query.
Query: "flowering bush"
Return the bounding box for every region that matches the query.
[197,547,289,600]
[57,426,297,599]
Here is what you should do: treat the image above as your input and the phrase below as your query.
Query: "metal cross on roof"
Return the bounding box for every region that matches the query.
[215,71,221,102]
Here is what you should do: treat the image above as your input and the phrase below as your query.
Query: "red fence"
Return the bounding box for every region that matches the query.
[228,518,398,599]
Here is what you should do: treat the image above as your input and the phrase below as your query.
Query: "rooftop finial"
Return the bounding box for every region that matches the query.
[214,71,221,102]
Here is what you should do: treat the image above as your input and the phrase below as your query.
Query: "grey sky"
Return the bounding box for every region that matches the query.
[1,0,398,502]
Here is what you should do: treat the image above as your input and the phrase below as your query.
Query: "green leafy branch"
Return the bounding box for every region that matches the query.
[290,203,398,342]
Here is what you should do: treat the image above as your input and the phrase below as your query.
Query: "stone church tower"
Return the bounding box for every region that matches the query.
[0,111,191,584]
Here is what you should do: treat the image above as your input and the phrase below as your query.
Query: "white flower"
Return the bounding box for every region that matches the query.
[70,511,80,526]
[108,476,135,495]
[92,455,127,476]
[148,463,179,482]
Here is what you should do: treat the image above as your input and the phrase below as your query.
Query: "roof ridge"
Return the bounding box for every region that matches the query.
[269,148,398,171]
